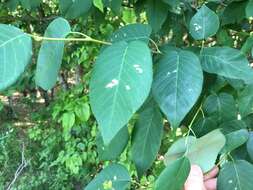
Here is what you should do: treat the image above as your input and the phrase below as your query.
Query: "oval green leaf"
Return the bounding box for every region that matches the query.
[0,24,32,91]
[189,5,220,40]
[200,47,253,84]
[59,0,92,19]
[221,129,249,154]
[203,93,237,124]
[85,164,131,190]
[155,157,190,190]
[131,99,163,177]
[96,126,129,161]
[247,132,253,161]
[238,84,253,117]
[35,17,71,90]
[152,49,203,128]
[109,24,152,44]
[187,129,226,172]
[164,129,226,173]
[218,160,253,190]
[246,0,253,18]
[219,120,247,134]
[146,0,169,33]
[90,40,153,144]
[192,117,218,137]
[164,136,196,165]
[103,0,123,14]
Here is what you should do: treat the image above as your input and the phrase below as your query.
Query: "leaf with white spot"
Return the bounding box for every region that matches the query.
[218,160,253,190]
[189,5,220,40]
[152,49,203,128]
[200,47,253,84]
[0,24,32,91]
[85,164,131,190]
[90,40,153,144]
[35,17,71,90]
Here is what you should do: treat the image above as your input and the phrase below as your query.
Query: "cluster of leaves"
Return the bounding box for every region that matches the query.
[1,0,253,189]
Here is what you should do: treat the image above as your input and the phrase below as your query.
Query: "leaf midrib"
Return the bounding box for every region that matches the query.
[203,54,250,74]
[174,52,180,127]
[107,44,129,131]
[0,34,26,48]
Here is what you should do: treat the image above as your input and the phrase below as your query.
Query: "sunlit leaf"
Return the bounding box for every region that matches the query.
[35,18,71,90]
[90,40,153,144]
[0,24,32,91]
[189,5,220,40]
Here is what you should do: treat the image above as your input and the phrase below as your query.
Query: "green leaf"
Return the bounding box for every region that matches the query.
[247,132,253,160]
[146,0,169,33]
[221,1,247,25]
[238,84,253,117]
[164,136,196,164]
[103,0,123,14]
[19,0,41,9]
[189,5,220,40]
[200,47,253,84]
[6,0,19,10]
[75,103,90,122]
[221,129,249,154]
[246,0,253,18]
[96,126,129,161]
[152,49,203,128]
[226,78,245,91]
[0,24,32,91]
[85,164,131,190]
[187,129,225,172]
[0,101,4,112]
[61,112,75,140]
[241,36,253,55]
[155,157,190,190]
[93,0,104,12]
[164,129,226,173]
[90,41,153,144]
[59,0,92,19]
[131,99,163,177]
[192,117,218,137]
[35,18,71,90]
[109,24,152,44]
[218,160,253,190]
[219,120,247,134]
[162,0,180,8]
[122,8,137,24]
[217,29,233,47]
[203,93,237,123]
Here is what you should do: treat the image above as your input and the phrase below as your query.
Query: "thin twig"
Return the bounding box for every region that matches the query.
[29,34,112,45]
[6,143,29,190]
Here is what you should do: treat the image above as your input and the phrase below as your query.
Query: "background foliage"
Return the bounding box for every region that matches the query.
[1,0,253,190]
